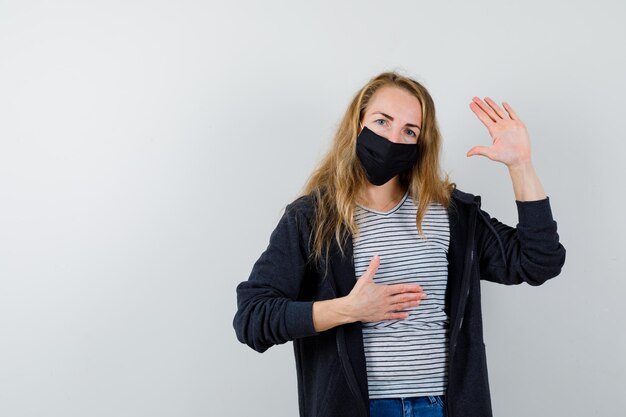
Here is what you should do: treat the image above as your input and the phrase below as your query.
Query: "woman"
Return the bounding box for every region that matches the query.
[233,71,566,417]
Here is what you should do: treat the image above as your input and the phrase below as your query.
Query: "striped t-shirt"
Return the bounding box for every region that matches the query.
[352,189,451,399]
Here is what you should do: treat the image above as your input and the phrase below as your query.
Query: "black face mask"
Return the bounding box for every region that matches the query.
[355,126,419,186]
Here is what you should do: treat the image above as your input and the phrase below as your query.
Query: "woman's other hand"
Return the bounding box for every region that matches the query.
[466,97,532,169]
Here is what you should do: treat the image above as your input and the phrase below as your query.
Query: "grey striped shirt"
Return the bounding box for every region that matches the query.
[353,189,451,399]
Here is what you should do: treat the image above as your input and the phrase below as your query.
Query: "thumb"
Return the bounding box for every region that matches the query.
[466,145,494,159]
[361,254,380,282]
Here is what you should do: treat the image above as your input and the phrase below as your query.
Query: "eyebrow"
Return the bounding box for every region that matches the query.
[373,111,421,130]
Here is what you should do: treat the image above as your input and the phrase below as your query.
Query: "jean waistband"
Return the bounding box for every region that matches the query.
[370,395,444,405]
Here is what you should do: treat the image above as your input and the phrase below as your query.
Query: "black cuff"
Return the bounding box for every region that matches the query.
[285,300,319,339]
[515,196,554,225]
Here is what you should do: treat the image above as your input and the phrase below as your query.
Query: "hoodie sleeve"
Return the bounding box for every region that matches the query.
[232,200,320,353]
[476,196,567,286]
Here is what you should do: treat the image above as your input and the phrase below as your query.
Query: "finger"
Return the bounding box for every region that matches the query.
[503,102,519,120]
[392,300,421,311]
[385,311,410,320]
[471,97,500,123]
[466,145,496,159]
[484,97,508,119]
[469,100,497,129]
[387,283,423,296]
[391,292,427,305]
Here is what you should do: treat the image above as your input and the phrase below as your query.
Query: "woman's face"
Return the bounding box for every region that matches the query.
[361,86,423,144]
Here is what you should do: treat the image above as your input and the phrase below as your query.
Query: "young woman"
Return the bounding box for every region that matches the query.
[233,71,566,417]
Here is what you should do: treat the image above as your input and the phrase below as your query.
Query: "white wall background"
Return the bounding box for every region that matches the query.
[1,1,624,416]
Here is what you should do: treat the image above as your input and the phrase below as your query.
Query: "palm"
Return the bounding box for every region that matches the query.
[467,97,532,167]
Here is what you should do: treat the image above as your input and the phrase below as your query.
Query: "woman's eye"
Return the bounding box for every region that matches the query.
[375,119,386,126]
[406,129,416,137]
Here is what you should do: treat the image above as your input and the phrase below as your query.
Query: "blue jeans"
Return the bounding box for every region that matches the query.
[370,395,446,417]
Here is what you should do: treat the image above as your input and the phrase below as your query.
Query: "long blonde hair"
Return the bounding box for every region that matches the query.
[298,71,456,275]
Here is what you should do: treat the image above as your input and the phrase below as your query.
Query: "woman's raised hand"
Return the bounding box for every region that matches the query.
[466,97,532,168]
[346,255,427,323]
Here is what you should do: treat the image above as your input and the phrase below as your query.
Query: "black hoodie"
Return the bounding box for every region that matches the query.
[233,186,566,417]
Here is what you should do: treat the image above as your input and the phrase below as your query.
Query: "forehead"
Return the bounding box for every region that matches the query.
[365,86,422,121]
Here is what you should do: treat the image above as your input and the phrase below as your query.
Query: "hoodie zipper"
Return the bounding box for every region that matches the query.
[323,278,369,416]
[445,200,479,417]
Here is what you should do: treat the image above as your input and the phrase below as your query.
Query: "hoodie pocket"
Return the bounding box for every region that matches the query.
[315,355,341,417]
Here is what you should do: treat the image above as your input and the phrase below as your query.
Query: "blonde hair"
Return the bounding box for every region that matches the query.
[298,71,456,276]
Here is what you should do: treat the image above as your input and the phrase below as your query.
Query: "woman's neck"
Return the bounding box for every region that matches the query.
[356,178,407,212]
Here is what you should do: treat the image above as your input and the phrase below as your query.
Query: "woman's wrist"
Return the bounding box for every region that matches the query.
[507,160,547,201]
[312,297,355,332]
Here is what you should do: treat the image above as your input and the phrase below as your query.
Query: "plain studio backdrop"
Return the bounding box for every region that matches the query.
[0,1,624,416]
